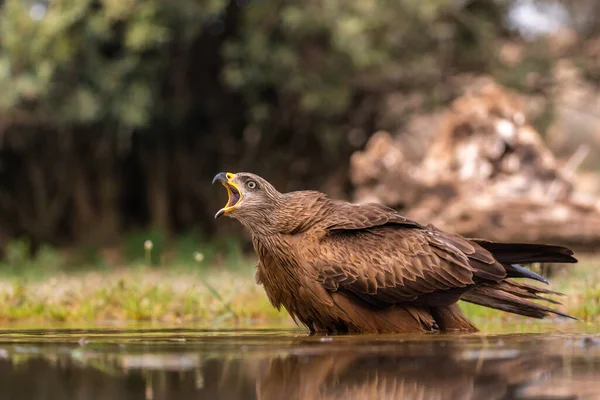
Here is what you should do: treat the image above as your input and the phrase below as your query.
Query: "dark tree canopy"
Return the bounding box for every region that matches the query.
[0,0,598,254]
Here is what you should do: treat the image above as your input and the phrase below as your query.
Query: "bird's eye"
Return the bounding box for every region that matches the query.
[247,180,257,189]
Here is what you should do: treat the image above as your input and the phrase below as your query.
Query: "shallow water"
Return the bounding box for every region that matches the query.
[1,323,600,399]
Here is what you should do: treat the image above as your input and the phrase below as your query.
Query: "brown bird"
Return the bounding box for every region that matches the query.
[213,172,577,334]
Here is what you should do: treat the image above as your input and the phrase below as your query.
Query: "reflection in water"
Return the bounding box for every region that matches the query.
[0,328,599,399]
[258,350,560,400]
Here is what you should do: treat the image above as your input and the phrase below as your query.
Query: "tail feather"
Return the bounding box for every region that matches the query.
[471,240,578,265]
[494,280,563,304]
[505,264,549,284]
[461,280,577,320]
[462,241,578,321]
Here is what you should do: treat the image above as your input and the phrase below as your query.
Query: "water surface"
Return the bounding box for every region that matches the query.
[1,323,600,399]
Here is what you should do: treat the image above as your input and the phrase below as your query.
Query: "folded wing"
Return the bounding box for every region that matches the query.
[313,203,507,308]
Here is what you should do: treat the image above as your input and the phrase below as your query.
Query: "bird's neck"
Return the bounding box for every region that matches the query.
[273,191,330,234]
[243,190,330,237]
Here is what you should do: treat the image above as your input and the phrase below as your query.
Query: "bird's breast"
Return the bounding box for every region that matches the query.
[253,234,332,325]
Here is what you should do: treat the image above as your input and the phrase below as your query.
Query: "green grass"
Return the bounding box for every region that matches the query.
[0,264,289,324]
[0,237,598,326]
[0,235,289,325]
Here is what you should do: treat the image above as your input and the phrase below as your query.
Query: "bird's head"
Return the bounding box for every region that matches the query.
[212,172,283,230]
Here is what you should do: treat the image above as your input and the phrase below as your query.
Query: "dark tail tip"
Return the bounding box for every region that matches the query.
[506,264,550,285]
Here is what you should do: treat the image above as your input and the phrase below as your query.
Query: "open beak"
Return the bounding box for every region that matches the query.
[212,172,242,218]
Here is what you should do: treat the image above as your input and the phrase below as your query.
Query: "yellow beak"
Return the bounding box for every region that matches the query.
[212,172,243,218]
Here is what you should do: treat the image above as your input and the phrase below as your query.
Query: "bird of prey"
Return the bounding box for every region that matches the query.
[213,172,577,334]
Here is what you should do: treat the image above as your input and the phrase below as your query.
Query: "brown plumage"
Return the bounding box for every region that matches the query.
[213,172,578,334]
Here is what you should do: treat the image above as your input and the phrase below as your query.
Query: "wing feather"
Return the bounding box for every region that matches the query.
[324,202,423,232]
[312,204,506,308]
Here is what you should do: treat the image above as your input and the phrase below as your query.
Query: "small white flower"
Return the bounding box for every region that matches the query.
[144,240,153,251]
[194,252,205,263]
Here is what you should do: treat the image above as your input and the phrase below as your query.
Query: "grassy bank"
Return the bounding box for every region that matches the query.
[0,263,288,324]
[0,254,598,326]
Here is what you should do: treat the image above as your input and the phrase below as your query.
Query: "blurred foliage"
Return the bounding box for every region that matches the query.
[0,232,249,277]
[0,0,599,256]
[0,0,226,127]
[222,0,501,147]
[173,231,212,267]
[122,228,167,265]
[2,238,64,274]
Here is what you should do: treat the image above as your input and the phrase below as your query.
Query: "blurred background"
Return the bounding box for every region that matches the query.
[2,2,600,395]
[1,0,600,270]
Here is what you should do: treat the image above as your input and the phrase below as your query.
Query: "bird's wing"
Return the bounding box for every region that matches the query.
[323,202,424,232]
[312,205,506,307]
